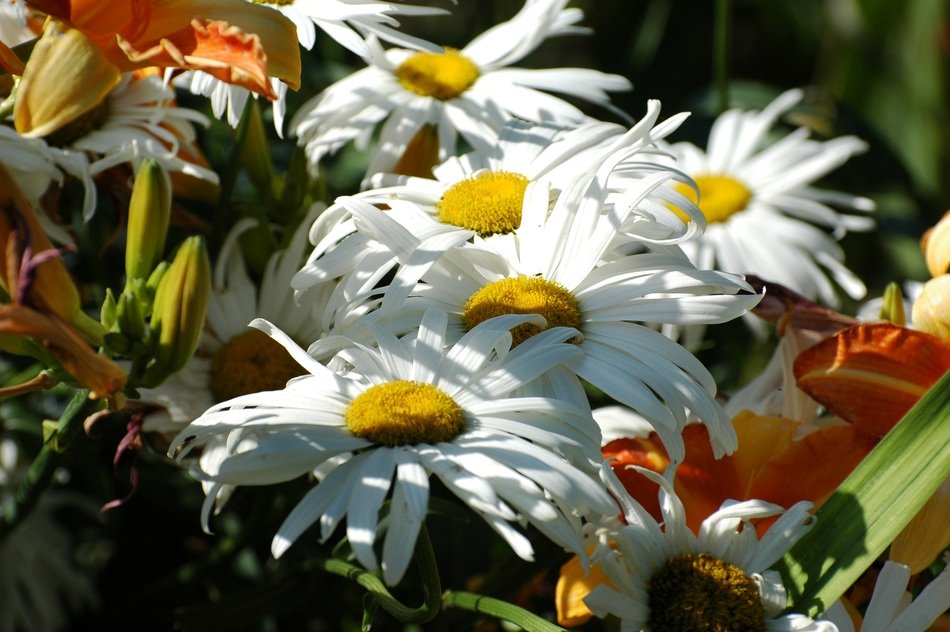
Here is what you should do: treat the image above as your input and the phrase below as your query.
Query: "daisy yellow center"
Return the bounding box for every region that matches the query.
[673,174,752,224]
[437,171,529,236]
[43,98,110,148]
[463,276,582,347]
[345,381,465,446]
[395,48,480,101]
[647,553,766,632]
[210,329,303,402]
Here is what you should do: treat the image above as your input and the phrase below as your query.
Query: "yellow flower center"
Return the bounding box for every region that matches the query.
[345,381,465,446]
[437,171,529,236]
[647,553,766,632]
[673,174,752,224]
[463,276,582,347]
[210,329,303,402]
[395,48,480,101]
[43,98,110,148]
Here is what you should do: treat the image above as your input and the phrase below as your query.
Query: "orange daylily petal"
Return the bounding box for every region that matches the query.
[603,425,744,533]
[602,435,669,522]
[0,304,126,398]
[0,40,25,76]
[730,411,799,492]
[118,19,275,99]
[747,423,875,509]
[794,323,950,437]
[13,19,121,138]
[27,0,301,95]
[0,165,81,321]
[555,553,612,628]
[889,477,950,574]
[672,424,745,533]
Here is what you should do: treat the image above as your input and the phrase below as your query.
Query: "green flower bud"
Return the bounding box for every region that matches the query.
[101,288,117,330]
[125,159,171,284]
[116,289,146,343]
[145,236,211,386]
[240,99,274,195]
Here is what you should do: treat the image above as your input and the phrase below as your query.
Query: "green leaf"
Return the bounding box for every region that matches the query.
[776,369,950,616]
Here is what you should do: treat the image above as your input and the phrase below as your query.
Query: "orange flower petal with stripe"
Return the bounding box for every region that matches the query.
[118,20,275,100]
[794,323,950,437]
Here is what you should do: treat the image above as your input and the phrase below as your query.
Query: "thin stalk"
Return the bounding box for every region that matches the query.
[317,523,442,624]
[0,389,98,537]
[442,590,567,632]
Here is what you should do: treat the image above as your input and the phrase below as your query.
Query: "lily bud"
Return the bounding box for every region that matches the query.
[912,275,950,341]
[240,99,274,194]
[116,289,147,343]
[922,211,950,278]
[144,236,211,386]
[125,159,171,284]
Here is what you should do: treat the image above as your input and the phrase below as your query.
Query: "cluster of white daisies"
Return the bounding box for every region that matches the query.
[5,0,946,631]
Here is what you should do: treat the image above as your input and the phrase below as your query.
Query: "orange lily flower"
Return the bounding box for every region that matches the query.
[794,321,950,574]
[23,0,300,99]
[0,164,126,397]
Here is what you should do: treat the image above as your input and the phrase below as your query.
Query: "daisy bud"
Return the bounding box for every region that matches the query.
[912,275,950,341]
[125,159,171,284]
[144,236,211,386]
[922,211,950,278]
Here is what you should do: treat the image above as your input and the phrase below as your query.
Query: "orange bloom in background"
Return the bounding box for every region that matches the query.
[23,0,301,99]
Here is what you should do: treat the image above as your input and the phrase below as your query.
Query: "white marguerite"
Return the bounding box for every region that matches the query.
[658,88,875,308]
[36,72,217,221]
[290,0,631,180]
[820,559,950,632]
[583,465,824,632]
[169,310,618,585]
[0,0,31,47]
[307,152,759,460]
[174,0,446,132]
[291,102,705,335]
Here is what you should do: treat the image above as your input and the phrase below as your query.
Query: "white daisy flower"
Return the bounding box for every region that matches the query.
[175,0,447,132]
[38,72,217,221]
[821,559,950,632]
[659,88,875,307]
[290,0,632,179]
[169,309,618,585]
[311,155,759,460]
[0,438,100,632]
[0,125,64,210]
[584,465,823,632]
[291,102,704,334]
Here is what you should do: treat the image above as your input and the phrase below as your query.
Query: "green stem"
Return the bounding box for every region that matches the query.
[442,591,567,632]
[714,0,732,113]
[0,389,99,538]
[317,523,442,624]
